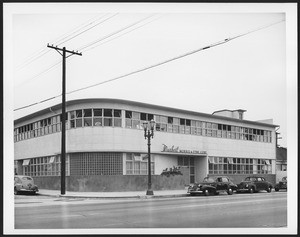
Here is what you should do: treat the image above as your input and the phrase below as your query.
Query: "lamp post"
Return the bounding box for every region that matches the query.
[142,119,156,195]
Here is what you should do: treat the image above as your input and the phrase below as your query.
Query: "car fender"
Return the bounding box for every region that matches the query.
[201,184,216,191]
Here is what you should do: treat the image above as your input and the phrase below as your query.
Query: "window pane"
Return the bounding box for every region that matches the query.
[84,118,92,126]
[104,109,112,117]
[76,110,82,118]
[76,118,82,127]
[84,109,92,117]
[125,111,132,118]
[93,109,102,117]
[94,118,102,126]
[104,118,112,126]
[114,110,121,117]
[114,118,122,127]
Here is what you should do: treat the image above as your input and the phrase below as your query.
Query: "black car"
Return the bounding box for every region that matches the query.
[275,176,287,191]
[188,176,237,196]
[236,176,273,193]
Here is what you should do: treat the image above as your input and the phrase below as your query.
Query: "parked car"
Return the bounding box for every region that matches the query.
[236,176,273,193]
[275,176,287,191]
[188,176,237,196]
[14,175,39,195]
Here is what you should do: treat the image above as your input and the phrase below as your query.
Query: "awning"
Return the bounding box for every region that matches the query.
[208,157,214,164]
[227,158,234,164]
[134,154,141,161]
[265,160,270,165]
[49,156,56,163]
[22,159,30,166]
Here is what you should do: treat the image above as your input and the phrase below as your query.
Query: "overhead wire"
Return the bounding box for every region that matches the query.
[15,13,110,71]
[14,13,120,88]
[83,14,164,53]
[15,14,159,89]
[78,13,157,51]
[14,19,285,112]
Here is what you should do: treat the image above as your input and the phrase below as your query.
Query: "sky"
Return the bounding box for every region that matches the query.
[3,3,298,235]
[5,3,297,148]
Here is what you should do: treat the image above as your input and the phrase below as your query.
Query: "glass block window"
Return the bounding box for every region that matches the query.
[70,152,123,175]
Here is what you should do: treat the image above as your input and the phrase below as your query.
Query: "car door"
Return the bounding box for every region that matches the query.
[221,177,230,190]
[256,177,264,190]
[260,177,268,190]
[215,177,223,190]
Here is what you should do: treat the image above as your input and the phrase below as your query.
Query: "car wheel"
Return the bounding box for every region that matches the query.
[275,187,279,191]
[267,187,272,193]
[227,188,233,195]
[204,189,210,196]
[249,187,254,194]
[14,188,18,195]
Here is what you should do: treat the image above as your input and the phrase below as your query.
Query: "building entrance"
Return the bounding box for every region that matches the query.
[178,156,195,183]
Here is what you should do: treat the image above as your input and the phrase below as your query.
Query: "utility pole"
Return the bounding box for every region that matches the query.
[47,44,82,195]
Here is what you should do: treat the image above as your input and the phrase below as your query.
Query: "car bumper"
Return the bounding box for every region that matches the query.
[18,188,39,192]
[237,188,250,192]
[188,190,204,194]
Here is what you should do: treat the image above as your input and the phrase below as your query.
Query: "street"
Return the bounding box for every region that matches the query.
[15,191,287,229]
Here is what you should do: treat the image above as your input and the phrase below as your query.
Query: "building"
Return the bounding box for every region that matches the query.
[276,147,287,182]
[14,98,278,191]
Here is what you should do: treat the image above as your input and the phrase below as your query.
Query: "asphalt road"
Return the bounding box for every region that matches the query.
[15,191,287,229]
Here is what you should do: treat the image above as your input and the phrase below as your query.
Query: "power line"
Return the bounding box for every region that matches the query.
[78,14,156,51]
[57,13,119,47]
[13,19,285,112]
[66,19,285,95]
[15,14,159,88]
[15,13,112,71]
[83,14,164,53]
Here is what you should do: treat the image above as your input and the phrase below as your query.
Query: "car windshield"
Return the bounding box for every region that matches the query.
[22,177,33,180]
[245,177,256,182]
[203,177,215,183]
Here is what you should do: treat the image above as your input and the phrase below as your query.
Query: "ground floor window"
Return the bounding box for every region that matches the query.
[23,155,69,176]
[126,153,154,175]
[70,152,123,175]
[208,157,273,174]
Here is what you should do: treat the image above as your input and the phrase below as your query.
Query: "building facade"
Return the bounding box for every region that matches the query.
[276,147,287,182]
[14,98,277,191]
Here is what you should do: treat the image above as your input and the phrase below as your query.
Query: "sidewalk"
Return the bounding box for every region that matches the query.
[38,188,189,199]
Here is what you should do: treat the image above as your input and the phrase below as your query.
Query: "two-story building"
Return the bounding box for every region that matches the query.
[14,98,278,191]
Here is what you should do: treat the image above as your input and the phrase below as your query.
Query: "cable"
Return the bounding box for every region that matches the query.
[78,13,156,51]
[13,19,285,112]
[83,14,164,53]
[57,13,119,46]
[16,14,158,88]
[66,19,285,95]
[16,13,111,71]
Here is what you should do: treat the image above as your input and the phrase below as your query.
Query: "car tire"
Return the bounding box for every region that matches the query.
[267,187,272,193]
[249,187,254,194]
[204,189,210,196]
[14,188,18,195]
[275,187,279,191]
[227,188,233,195]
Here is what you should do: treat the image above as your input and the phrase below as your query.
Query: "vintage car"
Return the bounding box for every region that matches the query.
[236,176,273,193]
[14,175,39,195]
[188,176,237,196]
[275,176,287,191]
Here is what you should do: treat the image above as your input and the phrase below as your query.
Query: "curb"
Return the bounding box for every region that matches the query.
[38,193,189,199]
